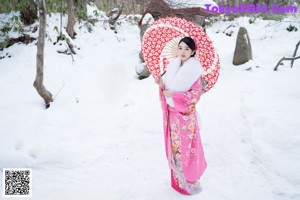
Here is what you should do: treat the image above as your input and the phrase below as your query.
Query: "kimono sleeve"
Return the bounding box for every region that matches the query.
[171,78,203,115]
[159,87,166,109]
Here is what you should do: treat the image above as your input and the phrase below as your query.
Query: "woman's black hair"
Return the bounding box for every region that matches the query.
[178,37,196,57]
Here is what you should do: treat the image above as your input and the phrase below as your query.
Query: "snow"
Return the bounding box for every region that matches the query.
[1,3,300,200]
[141,13,154,26]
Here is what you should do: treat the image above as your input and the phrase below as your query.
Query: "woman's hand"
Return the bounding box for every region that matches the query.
[163,90,173,98]
[154,76,164,89]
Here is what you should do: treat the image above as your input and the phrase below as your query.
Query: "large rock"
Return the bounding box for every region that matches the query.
[233,27,253,65]
[136,14,154,79]
[135,61,151,80]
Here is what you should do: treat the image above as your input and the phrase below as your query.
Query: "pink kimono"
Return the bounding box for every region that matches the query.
[159,77,207,195]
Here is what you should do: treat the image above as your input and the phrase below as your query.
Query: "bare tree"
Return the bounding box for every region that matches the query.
[274,41,300,71]
[33,0,53,109]
[107,3,124,32]
[67,0,76,38]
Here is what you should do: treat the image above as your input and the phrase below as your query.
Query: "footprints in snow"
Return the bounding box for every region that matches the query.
[28,149,39,159]
[14,140,39,160]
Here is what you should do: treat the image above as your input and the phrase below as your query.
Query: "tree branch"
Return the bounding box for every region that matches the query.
[291,41,300,68]
[274,56,300,71]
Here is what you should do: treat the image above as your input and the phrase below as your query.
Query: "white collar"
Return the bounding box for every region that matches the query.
[164,57,203,92]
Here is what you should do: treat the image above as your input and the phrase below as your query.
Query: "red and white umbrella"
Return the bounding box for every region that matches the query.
[142,17,220,93]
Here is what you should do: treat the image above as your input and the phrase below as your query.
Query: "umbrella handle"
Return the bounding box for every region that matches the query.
[160,71,166,77]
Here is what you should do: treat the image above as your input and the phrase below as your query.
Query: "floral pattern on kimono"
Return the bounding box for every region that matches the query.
[159,77,207,195]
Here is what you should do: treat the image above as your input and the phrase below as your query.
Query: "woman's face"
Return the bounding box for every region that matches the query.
[178,42,195,63]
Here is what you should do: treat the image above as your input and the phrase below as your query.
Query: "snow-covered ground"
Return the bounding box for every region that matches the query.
[0,5,300,200]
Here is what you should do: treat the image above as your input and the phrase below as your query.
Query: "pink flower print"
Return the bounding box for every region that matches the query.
[192,90,199,95]
[171,132,178,140]
[188,124,195,132]
[189,133,197,140]
[175,153,181,160]
[172,145,178,152]
[171,123,177,130]
[191,118,195,124]
[191,98,198,104]
[175,140,181,146]
[191,148,196,154]
[188,106,195,114]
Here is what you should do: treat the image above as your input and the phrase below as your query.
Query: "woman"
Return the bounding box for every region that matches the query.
[155,37,207,195]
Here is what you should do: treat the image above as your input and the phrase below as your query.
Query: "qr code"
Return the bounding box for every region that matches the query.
[3,168,32,197]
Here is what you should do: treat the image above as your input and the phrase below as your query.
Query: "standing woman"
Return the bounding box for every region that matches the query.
[155,37,207,195]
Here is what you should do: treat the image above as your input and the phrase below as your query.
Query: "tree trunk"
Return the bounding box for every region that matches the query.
[140,0,145,14]
[253,0,260,7]
[131,0,135,13]
[228,0,239,6]
[291,41,300,68]
[67,0,76,38]
[33,0,53,109]
[234,0,239,6]
[266,0,271,9]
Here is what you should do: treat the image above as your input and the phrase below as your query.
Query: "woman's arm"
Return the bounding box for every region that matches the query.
[154,75,164,90]
[171,77,203,114]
